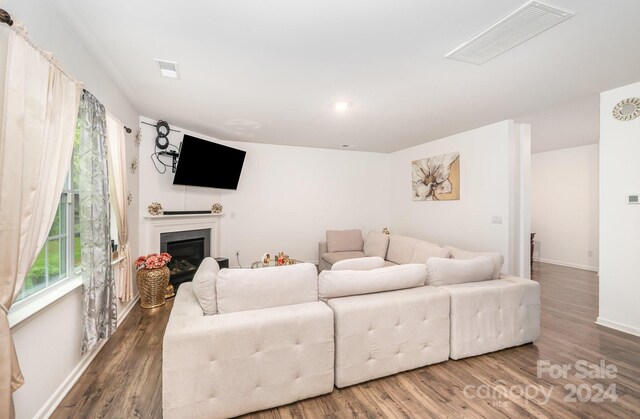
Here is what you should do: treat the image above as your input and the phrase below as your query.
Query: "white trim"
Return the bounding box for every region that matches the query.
[143,213,223,220]
[8,276,83,329]
[33,295,140,419]
[534,258,598,272]
[595,317,640,338]
[142,214,221,258]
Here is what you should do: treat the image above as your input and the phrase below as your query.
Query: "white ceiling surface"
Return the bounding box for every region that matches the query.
[48,0,640,153]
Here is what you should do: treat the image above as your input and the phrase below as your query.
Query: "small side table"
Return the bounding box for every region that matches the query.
[215,257,229,269]
[251,259,302,268]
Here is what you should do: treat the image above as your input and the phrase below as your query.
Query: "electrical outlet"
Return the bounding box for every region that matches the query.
[235,250,240,256]
[588,250,594,257]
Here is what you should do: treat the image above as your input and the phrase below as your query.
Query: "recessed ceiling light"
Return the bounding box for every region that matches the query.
[445,1,574,65]
[334,101,351,112]
[155,59,180,79]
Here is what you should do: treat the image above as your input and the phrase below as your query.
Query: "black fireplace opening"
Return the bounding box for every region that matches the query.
[160,229,210,290]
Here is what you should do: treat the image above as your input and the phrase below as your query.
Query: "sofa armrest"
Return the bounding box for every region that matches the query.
[318,241,328,259]
[163,298,335,419]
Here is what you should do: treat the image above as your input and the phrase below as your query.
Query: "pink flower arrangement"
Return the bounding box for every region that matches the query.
[135,252,172,270]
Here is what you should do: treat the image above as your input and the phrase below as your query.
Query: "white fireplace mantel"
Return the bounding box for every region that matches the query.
[142,214,222,257]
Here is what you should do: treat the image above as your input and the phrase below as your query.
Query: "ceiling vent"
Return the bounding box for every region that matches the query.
[445,1,574,65]
[155,59,180,79]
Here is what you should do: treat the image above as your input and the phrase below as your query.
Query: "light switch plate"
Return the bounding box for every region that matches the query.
[492,216,503,224]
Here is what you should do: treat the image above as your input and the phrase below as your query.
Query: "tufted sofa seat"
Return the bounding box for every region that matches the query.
[438,276,540,360]
[163,263,335,419]
[319,264,450,387]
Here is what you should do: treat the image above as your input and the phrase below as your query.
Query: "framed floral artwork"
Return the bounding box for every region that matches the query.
[412,151,460,201]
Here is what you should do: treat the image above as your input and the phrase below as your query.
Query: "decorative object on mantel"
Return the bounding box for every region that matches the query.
[412,151,460,201]
[211,203,223,214]
[612,97,640,121]
[382,227,390,235]
[135,252,172,308]
[127,191,133,206]
[135,127,142,146]
[147,201,163,216]
[262,252,271,264]
[129,157,138,174]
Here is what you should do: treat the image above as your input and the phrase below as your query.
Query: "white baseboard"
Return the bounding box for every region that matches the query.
[596,317,640,338]
[534,258,598,272]
[117,294,140,327]
[34,295,140,419]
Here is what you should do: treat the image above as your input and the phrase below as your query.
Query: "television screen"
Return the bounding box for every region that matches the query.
[173,135,246,190]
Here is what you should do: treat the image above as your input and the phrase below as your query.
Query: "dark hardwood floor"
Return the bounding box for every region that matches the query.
[52,263,640,418]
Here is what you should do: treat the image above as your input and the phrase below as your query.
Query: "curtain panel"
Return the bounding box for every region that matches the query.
[78,90,117,354]
[106,112,132,302]
[0,26,82,419]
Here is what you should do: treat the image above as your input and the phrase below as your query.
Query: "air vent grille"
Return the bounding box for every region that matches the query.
[446,1,574,65]
[155,59,180,79]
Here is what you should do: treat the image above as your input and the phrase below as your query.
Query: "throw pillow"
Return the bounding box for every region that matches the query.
[425,256,494,287]
[332,256,385,271]
[410,241,450,264]
[319,264,427,300]
[192,257,220,315]
[216,263,318,314]
[326,229,364,253]
[445,246,504,279]
[363,231,390,258]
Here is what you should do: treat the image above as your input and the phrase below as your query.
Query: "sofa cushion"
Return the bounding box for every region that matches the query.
[216,263,318,314]
[425,256,494,286]
[322,251,365,265]
[163,299,335,418]
[327,286,450,388]
[363,231,390,258]
[192,257,220,315]
[386,235,448,265]
[318,264,426,300]
[326,229,364,253]
[445,246,504,279]
[332,256,385,271]
[439,276,540,359]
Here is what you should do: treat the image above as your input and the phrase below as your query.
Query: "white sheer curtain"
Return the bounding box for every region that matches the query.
[106,112,132,301]
[0,24,82,418]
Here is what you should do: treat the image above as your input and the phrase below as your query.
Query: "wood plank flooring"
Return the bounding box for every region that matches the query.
[52,263,640,418]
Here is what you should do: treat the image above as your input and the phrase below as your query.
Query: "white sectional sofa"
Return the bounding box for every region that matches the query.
[164,239,540,417]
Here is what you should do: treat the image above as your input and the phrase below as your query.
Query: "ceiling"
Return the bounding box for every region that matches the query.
[49,0,640,153]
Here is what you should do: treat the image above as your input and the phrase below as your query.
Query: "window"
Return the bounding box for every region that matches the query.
[17,127,81,301]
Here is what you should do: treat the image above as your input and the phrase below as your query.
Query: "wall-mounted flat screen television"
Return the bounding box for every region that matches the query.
[173,134,246,190]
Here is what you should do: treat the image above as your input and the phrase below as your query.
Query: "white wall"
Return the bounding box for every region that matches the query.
[598,80,640,337]
[3,2,141,418]
[388,120,530,275]
[531,144,599,271]
[138,117,390,266]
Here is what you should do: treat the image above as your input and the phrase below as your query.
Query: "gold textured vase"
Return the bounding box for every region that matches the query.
[137,266,170,309]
